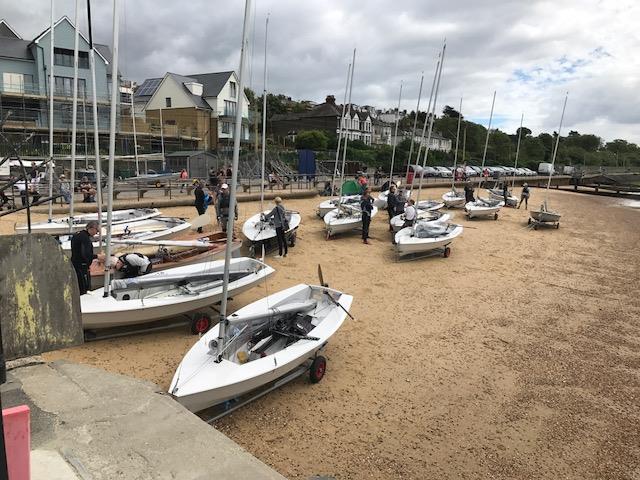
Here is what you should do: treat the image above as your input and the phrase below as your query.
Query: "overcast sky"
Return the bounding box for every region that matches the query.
[3,0,639,143]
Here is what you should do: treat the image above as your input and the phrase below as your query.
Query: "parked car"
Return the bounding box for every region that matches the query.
[464,166,478,177]
[470,166,483,176]
[563,166,576,175]
[421,166,439,177]
[434,166,453,177]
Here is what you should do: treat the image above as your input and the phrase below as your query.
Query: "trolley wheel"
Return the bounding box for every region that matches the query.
[533,224,538,230]
[190,312,212,335]
[248,244,256,258]
[527,218,532,225]
[555,223,560,229]
[155,181,162,188]
[83,330,97,342]
[288,232,296,247]
[309,356,327,383]
[325,231,331,241]
[494,213,499,220]
[443,246,451,258]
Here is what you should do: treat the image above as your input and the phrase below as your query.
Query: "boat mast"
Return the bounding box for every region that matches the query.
[512,113,524,189]
[546,93,568,203]
[336,48,356,210]
[331,63,351,199]
[47,0,55,222]
[217,0,252,362]
[160,107,166,170]
[415,42,446,204]
[479,91,496,192]
[131,88,139,176]
[403,72,423,182]
[413,46,443,197]
[102,0,120,297]
[68,0,81,233]
[386,80,403,188]
[259,14,269,213]
[451,96,463,192]
[87,0,103,248]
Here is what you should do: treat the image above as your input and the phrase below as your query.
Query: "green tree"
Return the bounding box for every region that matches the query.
[442,105,462,118]
[295,130,328,150]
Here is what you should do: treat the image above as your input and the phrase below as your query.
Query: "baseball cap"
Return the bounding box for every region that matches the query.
[221,183,229,189]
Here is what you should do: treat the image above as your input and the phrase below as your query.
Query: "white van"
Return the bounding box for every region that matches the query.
[538,162,555,175]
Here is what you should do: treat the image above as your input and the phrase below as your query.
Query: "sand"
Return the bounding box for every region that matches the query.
[3,186,640,479]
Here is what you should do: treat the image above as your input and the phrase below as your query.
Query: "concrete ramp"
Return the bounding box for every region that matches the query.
[0,234,83,360]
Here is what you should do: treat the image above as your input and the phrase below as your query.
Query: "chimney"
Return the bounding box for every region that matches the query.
[325,95,336,104]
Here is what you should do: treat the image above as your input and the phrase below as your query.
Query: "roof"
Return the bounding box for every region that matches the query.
[0,19,21,39]
[94,44,118,76]
[271,100,342,122]
[165,150,215,158]
[135,77,163,98]
[166,73,211,110]
[0,37,33,61]
[186,71,233,97]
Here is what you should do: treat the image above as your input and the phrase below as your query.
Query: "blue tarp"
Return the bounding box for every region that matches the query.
[297,149,316,178]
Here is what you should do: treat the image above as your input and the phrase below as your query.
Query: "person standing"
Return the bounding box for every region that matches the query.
[216,183,237,233]
[464,182,475,203]
[59,174,72,204]
[179,169,189,193]
[403,199,417,228]
[360,188,374,245]
[71,221,104,295]
[518,183,530,210]
[386,184,399,231]
[15,177,28,207]
[265,196,289,258]
[502,183,509,205]
[193,180,206,233]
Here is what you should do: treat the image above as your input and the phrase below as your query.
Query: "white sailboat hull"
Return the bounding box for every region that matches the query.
[14,208,161,235]
[317,195,361,218]
[241,210,302,243]
[59,218,192,254]
[373,191,388,209]
[416,200,445,211]
[81,258,274,329]
[488,189,518,207]
[442,191,466,208]
[324,206,378,236]
[169,284,353,412]
[464,199,504,218]
[530,209,561,223]
[390,211,450,232]
[395,224,463,257]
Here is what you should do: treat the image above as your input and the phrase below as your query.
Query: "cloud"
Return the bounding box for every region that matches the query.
[3,0,639,143]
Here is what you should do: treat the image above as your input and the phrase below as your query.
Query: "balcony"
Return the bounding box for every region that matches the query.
[0,82,111,104]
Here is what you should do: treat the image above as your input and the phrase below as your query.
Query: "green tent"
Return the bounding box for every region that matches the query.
[341,180,360,195]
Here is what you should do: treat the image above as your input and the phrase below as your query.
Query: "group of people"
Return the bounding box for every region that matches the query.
[193,179,237,234]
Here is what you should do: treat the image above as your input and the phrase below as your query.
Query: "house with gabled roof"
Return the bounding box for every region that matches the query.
[135,70,250,150]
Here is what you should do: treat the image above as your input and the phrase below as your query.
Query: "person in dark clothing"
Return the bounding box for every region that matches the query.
[115,253,152,278]
[518,183,530,210]
[215,184,237,233]
[464,182,475,203]
[360,188,374,244]
[386,184,399,231]
[503,183,509,205]
[265,196,289,257]
[70,221,104,295]
[225,166,232,179]
[193,180,206,233]
[208,167,216,188]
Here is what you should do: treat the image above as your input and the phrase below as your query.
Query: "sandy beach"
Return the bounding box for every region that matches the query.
[3,186,639,479]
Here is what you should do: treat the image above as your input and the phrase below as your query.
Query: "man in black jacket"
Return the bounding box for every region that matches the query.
[193,180,206,233]
[386,184,399,231]
[70,221,104,294]
[360,188,374,245]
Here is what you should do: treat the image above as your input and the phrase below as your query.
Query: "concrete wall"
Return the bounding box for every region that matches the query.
[0,58,37,93]
[0,234,83,360]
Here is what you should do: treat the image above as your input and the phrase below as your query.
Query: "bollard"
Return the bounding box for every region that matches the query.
[2,406,30,480]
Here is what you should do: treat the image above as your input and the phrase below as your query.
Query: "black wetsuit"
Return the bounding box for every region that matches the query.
[194,185,205,232]
[70,229,96,294]
[360,196,374,241]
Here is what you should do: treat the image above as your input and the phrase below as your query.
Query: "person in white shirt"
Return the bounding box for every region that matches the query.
[15,178,28,206]
[403,199,417,228]
[115,253,152,278]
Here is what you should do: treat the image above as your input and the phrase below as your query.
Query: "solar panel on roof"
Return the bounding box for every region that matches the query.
[136,78,162,97]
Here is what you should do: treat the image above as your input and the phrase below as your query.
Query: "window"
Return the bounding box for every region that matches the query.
[54,48,89,69]
[54,76,86,97]
[166,119,176,126]
[229,81,237,98]
[165,97,172,108]
[221,122,230,134]
[224,100,236,117]
[2,73,34,93]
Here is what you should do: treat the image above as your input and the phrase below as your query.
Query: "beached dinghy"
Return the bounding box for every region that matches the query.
[487,187,518,207]
[442,188,466,208]
[242,210,301,255]
[416,199,444,211]
[14,208,160,235]
[373,190,388,209]
[58,216,192,254]
[317,195,360,218]
[395,222,463,258]
[90,233,243,289]
[169,283,353,412]
[324,204,378,238]
[390,210,450,232]
[465,197,504,220]
[81,258,274,329]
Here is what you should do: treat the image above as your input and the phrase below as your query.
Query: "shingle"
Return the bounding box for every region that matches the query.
[0,37,32,61]
[186,71,233,98]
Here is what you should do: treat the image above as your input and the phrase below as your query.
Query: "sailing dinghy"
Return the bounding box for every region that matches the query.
[81,258,274,329]
[465,197,504,219]
[487,184,518,207]
[169,283,353,412]
[390,210,450,233]
[324,203,378,238]
[395,222,463,258]
[317,195,360,218]
[442,188,466,208]
[15,208,160,235]
[442,97,466,208]
[242,210,301,255]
